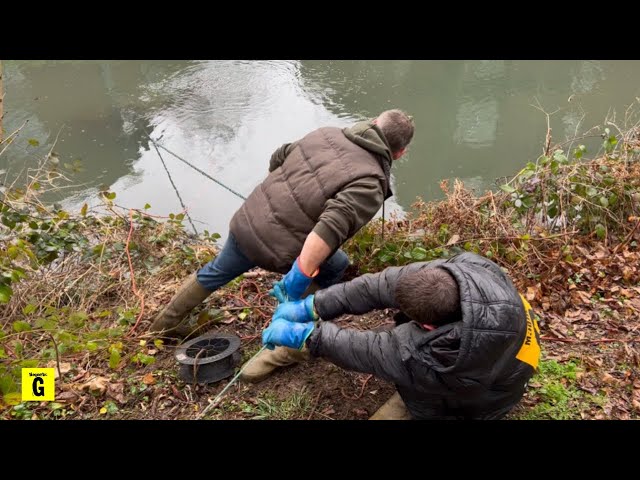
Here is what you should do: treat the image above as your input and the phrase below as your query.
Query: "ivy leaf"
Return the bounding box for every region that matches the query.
[109,349,122,370]
[0,284,12,303]
[378,253,393,263]
[13,321,32,332]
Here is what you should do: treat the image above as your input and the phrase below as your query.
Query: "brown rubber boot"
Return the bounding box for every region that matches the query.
[149,273,212,338]
[239,346,310,384]
[369,392,412,420]
[239,282,318,383]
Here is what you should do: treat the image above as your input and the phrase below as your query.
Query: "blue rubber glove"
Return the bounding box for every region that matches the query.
[262,318,315,350]
[269,257,317,303]
[273,295,318,323]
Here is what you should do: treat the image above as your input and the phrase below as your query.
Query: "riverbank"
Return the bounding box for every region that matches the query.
[1,123,639,420]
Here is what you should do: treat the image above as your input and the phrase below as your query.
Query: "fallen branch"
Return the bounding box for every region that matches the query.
[541,335,629,344]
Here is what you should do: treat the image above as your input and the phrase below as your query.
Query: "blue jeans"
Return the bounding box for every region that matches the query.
[196,233,350,292]
[313,249,350,288]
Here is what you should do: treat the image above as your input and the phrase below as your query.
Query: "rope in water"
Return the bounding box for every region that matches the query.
[148,136,247,201]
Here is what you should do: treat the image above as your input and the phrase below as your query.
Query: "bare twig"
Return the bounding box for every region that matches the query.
[47,332,63,382]
[613,218,640,254]
[0,120,29,155]
[356,374,373,399]
[529,98,560,157]
[192,348,207,387]
[307,391,323,420]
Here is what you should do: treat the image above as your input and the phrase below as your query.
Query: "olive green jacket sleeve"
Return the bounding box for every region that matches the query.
[312,177,385,252]
[269,138,385,253]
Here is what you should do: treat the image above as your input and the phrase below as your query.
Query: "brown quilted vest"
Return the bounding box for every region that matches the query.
[229,126,390,273]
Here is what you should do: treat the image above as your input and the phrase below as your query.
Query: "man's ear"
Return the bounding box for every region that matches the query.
[392,148,406,160]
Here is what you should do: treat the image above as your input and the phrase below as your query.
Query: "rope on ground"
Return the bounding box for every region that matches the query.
[147,136,247,201]
[197,345,267,419]
[125,209,146,336]
[150,140,199,236]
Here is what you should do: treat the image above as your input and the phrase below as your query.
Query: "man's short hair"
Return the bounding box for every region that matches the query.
[395,267,461,327]
[376,109,415,153]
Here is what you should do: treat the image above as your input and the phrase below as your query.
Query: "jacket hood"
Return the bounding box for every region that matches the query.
[343,121,394,198]
[398,254,527,389]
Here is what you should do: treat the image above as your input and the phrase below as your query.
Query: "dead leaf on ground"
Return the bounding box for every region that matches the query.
[446,234,460,246]
[142,373,156,385]
[594,247,609,259]
[80,376,109,395]
[107,382,127,404]
[565,309,591,322]
[622,267,633,281]
[526,286,539,302]
[629,298,640,311]
[574,290,592,305]
[46,361,72,379]
[56,391,80,403]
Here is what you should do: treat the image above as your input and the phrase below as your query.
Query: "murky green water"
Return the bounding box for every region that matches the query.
[2,60,639,235]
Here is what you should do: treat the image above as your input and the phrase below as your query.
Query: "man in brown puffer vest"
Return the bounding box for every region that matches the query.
[149,109,414,382]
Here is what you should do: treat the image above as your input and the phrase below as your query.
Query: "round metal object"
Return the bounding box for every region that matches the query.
[175,332,241,384]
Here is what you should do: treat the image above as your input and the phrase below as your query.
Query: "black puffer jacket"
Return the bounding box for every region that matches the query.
[308,253,539,420]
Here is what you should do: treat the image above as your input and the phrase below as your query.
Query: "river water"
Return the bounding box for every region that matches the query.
[2,60,639,236]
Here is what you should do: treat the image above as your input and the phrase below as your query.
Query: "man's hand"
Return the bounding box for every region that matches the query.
[269,257,317,303]
[274,296,318,323]
[262,318,315,350]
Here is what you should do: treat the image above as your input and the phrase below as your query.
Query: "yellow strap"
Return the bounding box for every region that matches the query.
[516,295,541,370]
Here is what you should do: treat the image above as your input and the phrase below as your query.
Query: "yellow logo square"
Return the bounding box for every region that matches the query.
[21,368,55,401]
